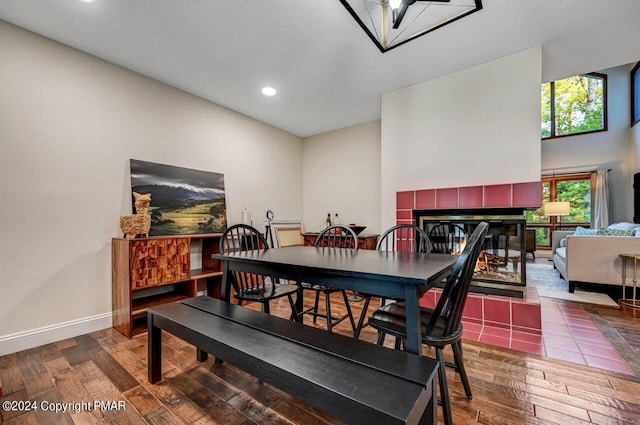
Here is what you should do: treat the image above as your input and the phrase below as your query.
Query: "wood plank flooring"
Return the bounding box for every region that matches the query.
[1,292,639,425]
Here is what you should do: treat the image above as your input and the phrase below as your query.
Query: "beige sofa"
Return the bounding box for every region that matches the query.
[552,230,640,293]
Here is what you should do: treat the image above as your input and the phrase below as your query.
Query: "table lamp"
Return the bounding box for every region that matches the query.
[544,201,570,226]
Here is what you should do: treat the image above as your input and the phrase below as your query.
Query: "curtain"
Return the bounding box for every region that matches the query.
[591,169,610,228]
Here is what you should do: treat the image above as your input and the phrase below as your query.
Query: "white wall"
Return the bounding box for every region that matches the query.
[302,121,381,233]
[541,64,633,222]
[0,21,302,348]
[380,47,542,228]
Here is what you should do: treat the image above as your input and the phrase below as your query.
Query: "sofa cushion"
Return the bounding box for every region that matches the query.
[555,246,566,261]
[607,222,640,231]
[596,228,635,236]
[573,226,636,237]
[574,226,599,235]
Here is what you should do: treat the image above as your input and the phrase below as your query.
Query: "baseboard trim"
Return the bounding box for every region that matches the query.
[0,313,113,357]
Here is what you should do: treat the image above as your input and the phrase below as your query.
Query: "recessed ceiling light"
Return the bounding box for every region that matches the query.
[262,87,277,96]
[79,0,96,3]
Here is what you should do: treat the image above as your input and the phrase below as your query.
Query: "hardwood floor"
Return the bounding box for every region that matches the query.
[1,292,639,424]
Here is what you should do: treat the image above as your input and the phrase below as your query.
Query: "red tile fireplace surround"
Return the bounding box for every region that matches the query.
[396,181,543,333]
[396,181,542,214]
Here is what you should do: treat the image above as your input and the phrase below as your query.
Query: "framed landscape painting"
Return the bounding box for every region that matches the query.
[129,159,227,235]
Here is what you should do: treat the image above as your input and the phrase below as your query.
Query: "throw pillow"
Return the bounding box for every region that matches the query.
[574,226,599,235]
[559,237,567,247]
[596,228,635,236]
[607,222,640,231]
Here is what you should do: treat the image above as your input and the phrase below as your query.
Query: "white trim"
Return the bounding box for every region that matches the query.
[0,313,113,356]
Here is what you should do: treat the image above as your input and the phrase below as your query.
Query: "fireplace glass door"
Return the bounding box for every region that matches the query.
[417,210,527,289]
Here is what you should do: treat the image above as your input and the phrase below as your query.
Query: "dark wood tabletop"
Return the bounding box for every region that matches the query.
[212,246,458,355]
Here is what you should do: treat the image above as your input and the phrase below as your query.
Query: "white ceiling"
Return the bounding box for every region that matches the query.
[1,0,640,137]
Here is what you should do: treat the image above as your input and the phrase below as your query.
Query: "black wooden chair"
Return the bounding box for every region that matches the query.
[482,233,521,273]
[369,222,489,425]
[219,224,299,320]
[429,223,466,254]
[354,224,432,340]
[298,225,358,333]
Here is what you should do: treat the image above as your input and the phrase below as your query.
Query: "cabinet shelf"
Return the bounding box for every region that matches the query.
[131,292,193,317]
[190,269,223,280]
[112,233,223,337]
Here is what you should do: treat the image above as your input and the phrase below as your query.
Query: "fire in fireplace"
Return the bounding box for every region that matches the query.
[415,208,527,297]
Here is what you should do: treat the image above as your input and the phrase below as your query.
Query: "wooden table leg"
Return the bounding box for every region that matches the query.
[404,287,422,356]
[148,313,162,384]
[220,263,231,302]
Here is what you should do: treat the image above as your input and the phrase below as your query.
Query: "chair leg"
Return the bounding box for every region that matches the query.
[262,301,270,314]
[287,295,300,323]
[340,290,357,334]
[376,331,386,346]
[452,340,472,400]
[436,348,453,425]
[354,294,372,340]
[325,292,333,333]
[313,291,320,324]
[394,337,402,350]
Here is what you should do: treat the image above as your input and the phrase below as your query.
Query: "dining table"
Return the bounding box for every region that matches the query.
[212,245,458,356]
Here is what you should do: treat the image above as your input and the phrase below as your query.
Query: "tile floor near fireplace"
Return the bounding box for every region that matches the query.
[461,296,633,375]
[420,256,633,375]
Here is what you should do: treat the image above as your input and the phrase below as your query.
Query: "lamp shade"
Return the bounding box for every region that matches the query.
[544,201,570,217]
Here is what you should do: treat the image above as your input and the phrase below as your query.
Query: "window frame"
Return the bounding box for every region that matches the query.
[632,62,640,127]
[526,174,592,249]
[542,72,608,140]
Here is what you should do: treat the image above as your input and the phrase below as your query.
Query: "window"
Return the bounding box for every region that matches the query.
[541,73,607,139]
[632,62,640,127]
[525,175,591,248]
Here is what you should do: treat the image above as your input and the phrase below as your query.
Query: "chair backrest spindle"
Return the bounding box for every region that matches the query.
[314,225,359,250]
[377,224,432,254]
[429,223,466,254]
[220,224,270,294]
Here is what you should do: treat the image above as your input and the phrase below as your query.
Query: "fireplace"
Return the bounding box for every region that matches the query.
[415,208,527,297]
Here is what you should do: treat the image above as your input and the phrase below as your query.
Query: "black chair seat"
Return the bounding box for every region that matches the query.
[369,302,463,346]
[299,282,337,292]
[234,280,299,302]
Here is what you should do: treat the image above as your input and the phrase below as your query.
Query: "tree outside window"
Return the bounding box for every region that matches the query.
[525,176,591,248]
[541,73,607,139]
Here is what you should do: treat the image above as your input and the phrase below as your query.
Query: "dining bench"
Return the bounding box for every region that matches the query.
[147,296,438,425]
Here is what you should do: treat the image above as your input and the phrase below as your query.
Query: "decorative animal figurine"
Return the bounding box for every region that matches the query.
[120,192,152,238]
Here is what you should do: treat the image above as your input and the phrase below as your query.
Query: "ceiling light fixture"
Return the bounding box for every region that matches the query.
[262,87,277,96]
[339,0,483,53]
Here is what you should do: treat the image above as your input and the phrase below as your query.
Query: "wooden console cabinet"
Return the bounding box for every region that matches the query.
[112,233,222,337]
[302,233,379,250]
